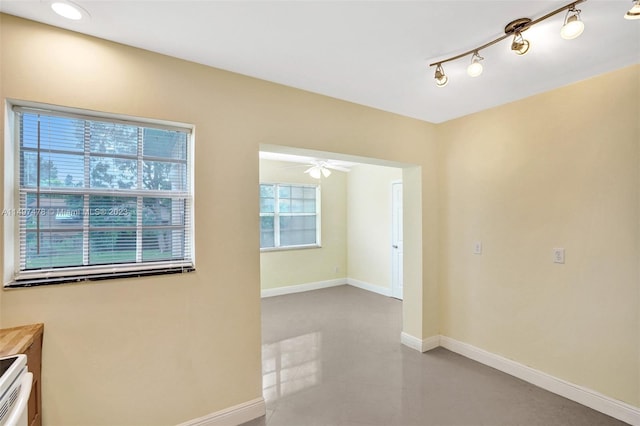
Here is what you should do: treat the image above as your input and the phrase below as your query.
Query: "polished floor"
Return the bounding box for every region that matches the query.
[245,285,625,426]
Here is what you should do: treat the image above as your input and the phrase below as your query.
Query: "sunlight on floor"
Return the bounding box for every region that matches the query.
[262,331,322,402]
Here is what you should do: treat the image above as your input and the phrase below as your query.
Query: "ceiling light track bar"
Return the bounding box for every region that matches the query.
[428,34,510,67]
[428,0,586,67]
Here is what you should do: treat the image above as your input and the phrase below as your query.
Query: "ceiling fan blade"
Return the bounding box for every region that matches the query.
[304,166,316,173]
[325,164,351,172]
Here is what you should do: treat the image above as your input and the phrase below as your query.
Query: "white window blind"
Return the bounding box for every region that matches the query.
[11,106,194,285]
[260,183,320,250]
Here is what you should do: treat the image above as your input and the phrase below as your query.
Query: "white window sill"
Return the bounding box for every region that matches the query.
[260,244,322,253]
[4,266,196,288]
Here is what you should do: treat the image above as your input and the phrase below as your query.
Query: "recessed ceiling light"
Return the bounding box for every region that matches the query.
[51,1,85,20]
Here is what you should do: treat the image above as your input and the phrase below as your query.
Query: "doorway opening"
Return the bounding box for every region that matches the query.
[258,143,421,321]
[258,143,422,399]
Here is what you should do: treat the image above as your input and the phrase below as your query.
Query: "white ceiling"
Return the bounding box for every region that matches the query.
[1,1,638,123]
[259,150,357,168]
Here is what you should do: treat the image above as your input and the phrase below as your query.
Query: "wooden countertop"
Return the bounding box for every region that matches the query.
[0,323,44,357]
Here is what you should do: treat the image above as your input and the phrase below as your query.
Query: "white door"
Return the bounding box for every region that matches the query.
[391,181,403,300]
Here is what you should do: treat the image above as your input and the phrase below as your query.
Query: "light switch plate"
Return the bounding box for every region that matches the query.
[553,248,565,264]
[473,241,482,255]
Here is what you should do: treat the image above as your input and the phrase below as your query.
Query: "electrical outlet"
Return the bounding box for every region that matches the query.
[334,266,340,273]
[553,248,565,264]
[473,241,482,255]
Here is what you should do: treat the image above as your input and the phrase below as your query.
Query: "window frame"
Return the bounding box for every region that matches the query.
[260,182,321,252]
[3,100,196,287]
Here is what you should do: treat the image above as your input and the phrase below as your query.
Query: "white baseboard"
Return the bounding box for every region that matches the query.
[177,397,266,426]
[439,336,640,426]
[261,278,346,298]
[400,332,440,353]
[261,278,392,298]
[346,278,392,297]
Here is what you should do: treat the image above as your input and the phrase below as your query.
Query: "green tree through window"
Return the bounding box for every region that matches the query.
[12,106,193,284]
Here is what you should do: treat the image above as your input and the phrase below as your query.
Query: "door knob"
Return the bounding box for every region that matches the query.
[392,245,398,248]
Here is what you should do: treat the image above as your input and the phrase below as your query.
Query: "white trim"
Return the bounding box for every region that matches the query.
[261,278,395,298]
[11,99,194,132]
[177,397,265,426]
[400,332,440,353]
[439,336,640,426]
[261,279,346,298]
[3,101,18,285]
[347,278,392,297]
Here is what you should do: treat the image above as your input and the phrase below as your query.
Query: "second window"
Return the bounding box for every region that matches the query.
[260,183,320,250]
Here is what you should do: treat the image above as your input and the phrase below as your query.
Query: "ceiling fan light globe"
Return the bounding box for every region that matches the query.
[309,168,322,179]
[321,168,331,177]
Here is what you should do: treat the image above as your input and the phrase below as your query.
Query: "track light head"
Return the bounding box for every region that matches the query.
[561,7,585,39]
[467,51,484,77]
[625,0,640,19]
[504,18,531,55]
[511,31,530,55]
[434,64,449,87]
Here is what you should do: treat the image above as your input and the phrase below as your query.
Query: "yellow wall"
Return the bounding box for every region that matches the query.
[0,15,438,425]
[347,164,402,290]
[259,159,347,289]
[438,64,640,406]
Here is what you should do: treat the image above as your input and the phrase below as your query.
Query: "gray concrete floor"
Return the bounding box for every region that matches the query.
[244,285,626,426]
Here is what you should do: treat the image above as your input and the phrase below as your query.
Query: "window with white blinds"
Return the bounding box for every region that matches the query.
[9,105,194,286]
[260,183,320,250]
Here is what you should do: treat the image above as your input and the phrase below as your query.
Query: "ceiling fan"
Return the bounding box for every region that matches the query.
[304,160,351,179]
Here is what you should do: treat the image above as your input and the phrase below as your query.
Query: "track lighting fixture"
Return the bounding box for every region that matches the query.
[428,0,586,87]
[625,0,640,19]
[561,7,585,39]
[467,51,484,77]
[434,64,448,87]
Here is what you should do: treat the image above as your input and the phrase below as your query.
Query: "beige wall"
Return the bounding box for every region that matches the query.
[0,15,438,425]
[438,65,640,406]
[259,159,347,289]
[347,164,402,290]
